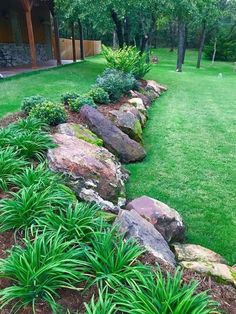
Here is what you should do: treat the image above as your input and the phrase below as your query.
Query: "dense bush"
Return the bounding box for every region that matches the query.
[61,92,80,105]
[103,45,151,79]
[115,267,219,314]
[96,68,139,102]
[21,95,47,114]
[68,95,96,112]
[88,87,110,104]
[29,101,67,126]
[0,232,85,312]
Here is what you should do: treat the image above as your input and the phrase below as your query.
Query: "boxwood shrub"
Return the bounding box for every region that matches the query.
[29,101,67,126]
[68,95,96,112]
[88,87,110,104]
[21,95,47,114]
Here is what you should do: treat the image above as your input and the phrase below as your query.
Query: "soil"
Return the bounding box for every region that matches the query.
[0,112,26,128]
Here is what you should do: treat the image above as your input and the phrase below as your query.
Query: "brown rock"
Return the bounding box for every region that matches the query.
[129,90,151,108]
[146,80,167,93]
[47,133,128,211]
[126,196,185,243]
[80,105,146,163]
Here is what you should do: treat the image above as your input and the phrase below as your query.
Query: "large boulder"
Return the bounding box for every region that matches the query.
[172,243,227,264]
[57,123,103,146]
[109,110,143,143]
[128,98,147,114]
[80,105,146,163]
[181,261,236,287]
[115,209,176,266]
[47,133,128,212]
[126,196,185,243]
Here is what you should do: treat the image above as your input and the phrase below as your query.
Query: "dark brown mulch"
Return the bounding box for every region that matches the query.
[140,253,236,314]
[0,112,26,128]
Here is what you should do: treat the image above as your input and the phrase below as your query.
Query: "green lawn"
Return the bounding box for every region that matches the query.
[1,50,236,264]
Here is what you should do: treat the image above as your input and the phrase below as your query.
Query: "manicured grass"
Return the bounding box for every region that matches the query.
[1,50,235,264]
[126,49,236,264]
[0,57,104,117]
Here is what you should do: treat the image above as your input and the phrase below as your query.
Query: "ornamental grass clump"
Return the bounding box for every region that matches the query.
[9,117,48,133]
[0,185,57,232]
[36,202,105,244]
[0,232,86,313]
[84,287,116,314]
[0,147,28,191]
[114,267,219,314]
[83,227,145,288]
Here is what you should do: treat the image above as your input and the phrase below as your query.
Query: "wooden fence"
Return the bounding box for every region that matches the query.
[59,38,101,60]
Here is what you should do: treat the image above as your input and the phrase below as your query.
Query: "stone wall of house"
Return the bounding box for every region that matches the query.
[0,43,52,67]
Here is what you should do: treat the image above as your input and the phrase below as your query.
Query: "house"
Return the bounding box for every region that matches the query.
[0,0,61,68]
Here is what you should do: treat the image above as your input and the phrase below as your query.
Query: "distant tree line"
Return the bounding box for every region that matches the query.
[55,0,236,71]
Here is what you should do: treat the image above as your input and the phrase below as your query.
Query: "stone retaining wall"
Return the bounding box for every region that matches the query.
[0,43,52,67]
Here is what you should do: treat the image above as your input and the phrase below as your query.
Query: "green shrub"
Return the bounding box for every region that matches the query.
[61,92,80,105]
[95,68,139,102]
[36,202,104,244]
[103,45,151,79]
[0,147,28,191]
[205,37,236,61]
[29,101,67,126]
[115,267,219,314]
[21,95,47,114]
[0,232,85,312]
[68,95,96,112]
[84,227,145,288]
[88,87,110,104]
[8,130,55,160]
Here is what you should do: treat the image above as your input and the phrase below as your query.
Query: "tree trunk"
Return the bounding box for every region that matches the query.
[78,18,85,60]
[197,22,206,68]
[71,22,76,62]
[176,21,185,72]
[182,25,187,64]
[111,9,124,48]
[124,16,130,45]
[212,38,217,64]
[169,22,175,52]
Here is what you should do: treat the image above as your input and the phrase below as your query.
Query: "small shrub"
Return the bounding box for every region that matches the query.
[0,147,28,191]
[103,45,151,79]
[29,101,67,126]
[88,87,110,104]
[68,95,96,112]
[8,130,55,160]
[115,267,219,314]
[0,232,85,312]
[95,68,139,102]
[21,95,47,114]
[61,92,80,105]
[36,202,104,244]
[84,227,145,288]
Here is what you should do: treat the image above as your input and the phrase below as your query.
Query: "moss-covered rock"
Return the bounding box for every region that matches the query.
[57,123,103,146]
